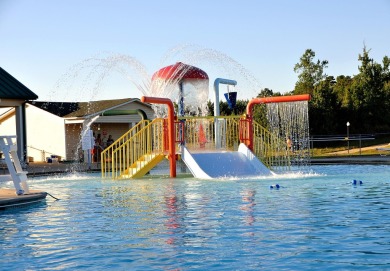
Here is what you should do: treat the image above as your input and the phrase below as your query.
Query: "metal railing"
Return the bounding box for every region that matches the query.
[27,145,60,162]
[101,119,165,178]
[310,134,375,156]
[178,116,241,151]
[251,121,290,171]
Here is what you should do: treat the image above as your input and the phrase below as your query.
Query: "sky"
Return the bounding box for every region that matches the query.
[1,0,390,102]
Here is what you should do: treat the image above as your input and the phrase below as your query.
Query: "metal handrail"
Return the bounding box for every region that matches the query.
[251,120,290,171]
[101,119,165,179]
[101,120,148,177]
[178,116,241,151]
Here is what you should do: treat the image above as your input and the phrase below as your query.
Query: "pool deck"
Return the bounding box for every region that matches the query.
[0,189,47,210]
[0,161,101,177]
[25,162,101,176]
[311,155,390,165]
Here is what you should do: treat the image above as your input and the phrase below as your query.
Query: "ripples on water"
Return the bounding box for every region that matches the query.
[1,165,389,270]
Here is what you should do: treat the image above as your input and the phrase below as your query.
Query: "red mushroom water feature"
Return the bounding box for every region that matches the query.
[151,62,208,117]
[152,62,208,81]
[145,63,208,178]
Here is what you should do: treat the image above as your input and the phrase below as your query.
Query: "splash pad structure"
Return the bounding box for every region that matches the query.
[101,63,310,179]
[151,62,209,117]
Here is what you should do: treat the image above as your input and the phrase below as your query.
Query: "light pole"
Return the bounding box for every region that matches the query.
[346,122,350,154]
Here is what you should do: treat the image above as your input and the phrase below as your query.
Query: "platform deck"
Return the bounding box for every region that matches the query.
[0,189,47,210]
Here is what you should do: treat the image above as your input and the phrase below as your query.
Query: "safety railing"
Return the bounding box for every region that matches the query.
[101,120,148,170]
[101,119,165,179]
[251,121,290,171]
[181,116,289,170]
[178,116,241,151]
[27,145,59,162]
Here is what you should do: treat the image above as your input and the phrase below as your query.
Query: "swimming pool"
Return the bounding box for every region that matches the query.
[1,165,389,270]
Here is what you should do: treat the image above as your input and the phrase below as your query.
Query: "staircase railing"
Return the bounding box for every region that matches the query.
[251,121,290,171]
[101,119,165,178]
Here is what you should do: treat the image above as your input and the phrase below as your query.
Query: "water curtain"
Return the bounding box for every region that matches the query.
[266,100,310,167]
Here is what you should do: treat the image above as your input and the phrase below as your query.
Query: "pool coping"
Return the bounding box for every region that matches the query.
[311,155,390,165]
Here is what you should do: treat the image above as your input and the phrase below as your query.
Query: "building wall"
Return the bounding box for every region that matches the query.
[0,108,16,135]
[25,104,67,162]
[0,105,67,162]
[64,100,156,161]
[1,100,157,163]
[65,123,83,161]
[87,101,155,148]
[90,123,132,146]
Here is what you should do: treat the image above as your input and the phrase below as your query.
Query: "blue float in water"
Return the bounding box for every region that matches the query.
[270,184,280,189]
[352,180,363,185]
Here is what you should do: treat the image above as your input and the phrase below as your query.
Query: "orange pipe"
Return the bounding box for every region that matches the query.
[141,96,176,177]
[246,94,310,116]
[245,94,310,150]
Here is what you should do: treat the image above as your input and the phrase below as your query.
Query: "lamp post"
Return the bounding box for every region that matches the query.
[346,122,350,154]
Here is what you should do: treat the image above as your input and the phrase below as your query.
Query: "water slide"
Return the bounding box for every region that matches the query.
[181,143,275,179]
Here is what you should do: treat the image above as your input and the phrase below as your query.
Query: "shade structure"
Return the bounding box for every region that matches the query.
[151,62,208,81]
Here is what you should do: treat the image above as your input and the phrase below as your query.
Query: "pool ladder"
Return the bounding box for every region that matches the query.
[0,136,30,195]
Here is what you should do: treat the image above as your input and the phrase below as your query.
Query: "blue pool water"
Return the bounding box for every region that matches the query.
[1,165,390,270]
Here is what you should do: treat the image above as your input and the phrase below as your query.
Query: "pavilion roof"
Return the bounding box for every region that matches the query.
[0,67,38,100]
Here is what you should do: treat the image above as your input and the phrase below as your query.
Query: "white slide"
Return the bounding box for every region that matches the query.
[181,143,275,179]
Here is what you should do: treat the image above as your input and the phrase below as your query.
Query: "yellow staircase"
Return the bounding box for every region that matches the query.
[120,153,166,179]
[101,118,166,179]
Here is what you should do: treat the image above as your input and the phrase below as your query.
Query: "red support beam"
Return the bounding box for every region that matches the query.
[141,96,176,178]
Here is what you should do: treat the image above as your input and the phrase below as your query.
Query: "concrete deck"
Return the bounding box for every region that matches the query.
[0,189,47,210]
[25,162,101,176]
[311,155,390,165]
[0,161,101,176]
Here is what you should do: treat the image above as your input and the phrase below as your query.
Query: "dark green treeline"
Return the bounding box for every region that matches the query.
[206,47,390,135]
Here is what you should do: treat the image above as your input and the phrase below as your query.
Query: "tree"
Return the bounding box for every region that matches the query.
[310,76,340,134]
[293,49,328,95]
[349,46,390,132]
[206,99,248,117]
[206,100,214,116]
[333,75,353,109]
[252,88,280,128]
[258,88,274,97]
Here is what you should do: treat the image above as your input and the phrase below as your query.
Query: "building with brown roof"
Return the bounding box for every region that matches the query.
[1,96,155,162]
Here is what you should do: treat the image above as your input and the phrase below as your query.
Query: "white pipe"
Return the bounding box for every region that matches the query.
[213,78,237,149]
[213,78,237,117]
